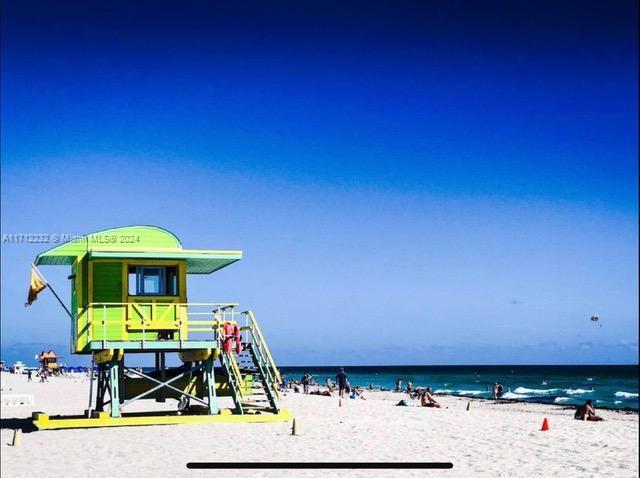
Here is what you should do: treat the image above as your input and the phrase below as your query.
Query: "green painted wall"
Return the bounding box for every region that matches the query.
[91,263,123,342]
[92,263,122,301]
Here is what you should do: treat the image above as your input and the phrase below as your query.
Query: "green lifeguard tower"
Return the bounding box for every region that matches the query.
[30,226,289,429]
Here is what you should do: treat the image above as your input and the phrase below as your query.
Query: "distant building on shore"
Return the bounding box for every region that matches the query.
[38,350,62,372]
[10,361,26,374]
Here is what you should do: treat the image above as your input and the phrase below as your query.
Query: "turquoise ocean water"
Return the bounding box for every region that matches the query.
[279,365,638,411]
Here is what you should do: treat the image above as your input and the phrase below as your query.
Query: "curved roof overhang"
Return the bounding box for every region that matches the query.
[34,225,242,274]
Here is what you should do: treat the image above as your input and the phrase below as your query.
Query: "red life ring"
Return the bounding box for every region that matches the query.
[222,322,235,354]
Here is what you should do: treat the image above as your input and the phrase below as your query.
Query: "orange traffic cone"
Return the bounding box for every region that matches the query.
[540,418,549,431]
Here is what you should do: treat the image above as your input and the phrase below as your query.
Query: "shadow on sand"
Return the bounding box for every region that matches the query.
[1,417,38,434]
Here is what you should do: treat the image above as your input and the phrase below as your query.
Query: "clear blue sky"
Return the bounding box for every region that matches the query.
[1,0,637,365]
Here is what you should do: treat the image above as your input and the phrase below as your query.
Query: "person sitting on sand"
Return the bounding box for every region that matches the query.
[574,399,605,421]
[350,387,366,400]
[411,387,423,399]
[325,377,335,392]
[421,387,442,408]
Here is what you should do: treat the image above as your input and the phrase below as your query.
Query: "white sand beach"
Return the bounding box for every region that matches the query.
[1,371,638,478]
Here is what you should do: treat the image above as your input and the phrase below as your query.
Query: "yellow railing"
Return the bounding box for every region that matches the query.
[85,302,241,344]
[223,351,246,397]
[243,310,282,398]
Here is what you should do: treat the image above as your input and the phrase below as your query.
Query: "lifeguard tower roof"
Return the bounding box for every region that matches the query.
[34,225,242,274]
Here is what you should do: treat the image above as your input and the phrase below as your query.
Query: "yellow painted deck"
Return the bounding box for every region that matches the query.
[33,409,293,430]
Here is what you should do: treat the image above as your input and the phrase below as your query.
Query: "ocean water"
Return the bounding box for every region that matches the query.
[279,365,639,411]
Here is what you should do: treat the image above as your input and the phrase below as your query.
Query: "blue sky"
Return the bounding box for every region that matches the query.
[1,0,637,365]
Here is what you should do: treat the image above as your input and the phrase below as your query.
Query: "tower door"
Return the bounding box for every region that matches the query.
[92,263,123,302]
[91,262,124,342]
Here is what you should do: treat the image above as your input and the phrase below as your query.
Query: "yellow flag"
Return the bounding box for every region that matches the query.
[26,267,47,306]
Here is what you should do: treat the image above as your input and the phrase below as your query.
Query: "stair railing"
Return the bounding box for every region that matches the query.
[213,307,247,409]
[242,310,282,398]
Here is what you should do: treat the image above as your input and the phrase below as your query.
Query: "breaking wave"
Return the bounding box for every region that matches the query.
[501,392,530,399]
[456,390,486,396]
[614,391,638,399]
[554,397,581,404]
[513,387,560,395]
[564,388,594,395]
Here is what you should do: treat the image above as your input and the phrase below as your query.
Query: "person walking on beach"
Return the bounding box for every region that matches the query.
[396,379,403,391]
[27,369,32,382]
[301,371,311,394]
[336,367,349,398]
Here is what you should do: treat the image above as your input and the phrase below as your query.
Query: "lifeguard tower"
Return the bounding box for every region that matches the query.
[29,226,290,429]
[38,350,61,373]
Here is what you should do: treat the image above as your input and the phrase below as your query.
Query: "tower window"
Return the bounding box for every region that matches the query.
[128,266,178,296]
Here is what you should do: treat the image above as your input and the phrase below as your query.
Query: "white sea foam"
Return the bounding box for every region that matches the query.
[564,388,594,395]
[554,397,580,404]
[614,391,639,399]
[513,387,559,395]
[614,400,623,404]
[501,392,530,400]
[456,390,485,396]
[434,389,454,394]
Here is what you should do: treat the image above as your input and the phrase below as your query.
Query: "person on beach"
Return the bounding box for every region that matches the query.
[406,380,413,394]
[421,387,443,408]
[280,374,288,393]
[411,387,423,399]
[311,388,332,397]
[396,379,403,391]
[335,368,349,398]
[350,387,366,400]
[301,372,311,394]
[27,369,32,382]
[574,399,605,421]
[325,377,335,392]
[493,382,504,399]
